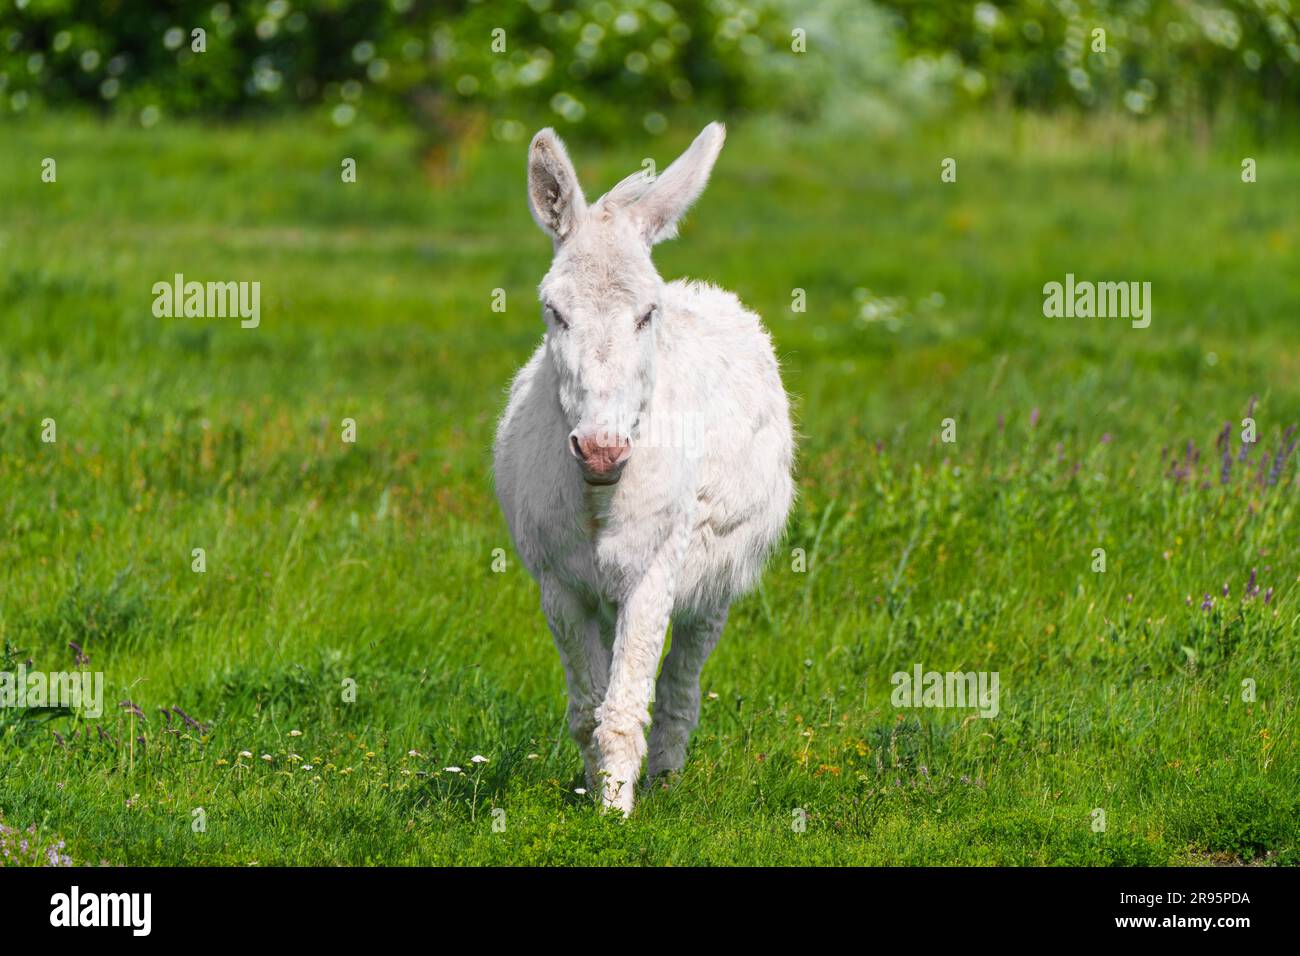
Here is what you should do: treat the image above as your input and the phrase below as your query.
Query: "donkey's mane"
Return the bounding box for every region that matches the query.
[595,168,656,217]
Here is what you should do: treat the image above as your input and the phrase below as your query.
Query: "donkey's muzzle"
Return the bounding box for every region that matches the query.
[569,429,632,484]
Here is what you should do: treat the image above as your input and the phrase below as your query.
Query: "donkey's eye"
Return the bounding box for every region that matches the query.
[545,305,569,331]
[636,308,654,332]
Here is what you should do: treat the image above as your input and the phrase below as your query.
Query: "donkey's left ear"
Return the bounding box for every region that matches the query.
[528,128,587,242]
[633,122,725,245]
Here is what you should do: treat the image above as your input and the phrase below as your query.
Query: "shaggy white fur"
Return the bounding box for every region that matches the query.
[494,123,795,814]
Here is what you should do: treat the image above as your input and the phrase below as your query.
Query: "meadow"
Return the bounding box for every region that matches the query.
[0,112,1296,865]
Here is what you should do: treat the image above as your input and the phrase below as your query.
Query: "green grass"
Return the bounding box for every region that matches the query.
[0,112,1297,865]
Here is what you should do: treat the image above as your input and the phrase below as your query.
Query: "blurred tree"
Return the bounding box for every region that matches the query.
[1,0,1296,137]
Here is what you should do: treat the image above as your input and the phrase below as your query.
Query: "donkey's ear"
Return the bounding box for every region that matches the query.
[633,122,725,245]
[527,128,586,242]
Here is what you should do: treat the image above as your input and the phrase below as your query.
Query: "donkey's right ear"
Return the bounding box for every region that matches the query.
[527,128,586,242]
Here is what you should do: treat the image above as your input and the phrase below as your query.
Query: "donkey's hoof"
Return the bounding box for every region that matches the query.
[598,767,637,816]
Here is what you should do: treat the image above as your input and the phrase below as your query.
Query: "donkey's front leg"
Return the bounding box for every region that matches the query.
[593,544,682,815]
[541,579,604,788]
[647,606,728,781]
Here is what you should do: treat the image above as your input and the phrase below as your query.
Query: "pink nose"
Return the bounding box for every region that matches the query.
[570,431,631,477]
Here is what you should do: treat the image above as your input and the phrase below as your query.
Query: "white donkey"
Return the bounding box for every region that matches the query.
[493,122,794,814]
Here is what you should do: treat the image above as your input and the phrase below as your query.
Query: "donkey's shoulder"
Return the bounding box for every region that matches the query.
[663,278,761,329]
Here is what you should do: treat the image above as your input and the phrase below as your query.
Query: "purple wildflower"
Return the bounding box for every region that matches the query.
[1267,425,1297,487]
[171,706,207,733]
[1220,423,1233,484]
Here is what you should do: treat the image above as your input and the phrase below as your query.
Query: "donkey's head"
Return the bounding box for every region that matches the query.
[527,122,725,486]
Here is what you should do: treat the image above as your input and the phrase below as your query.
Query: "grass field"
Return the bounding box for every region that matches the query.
[0,112,1297,865]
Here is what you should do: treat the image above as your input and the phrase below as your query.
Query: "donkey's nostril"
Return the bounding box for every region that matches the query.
[569,432,583,459]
